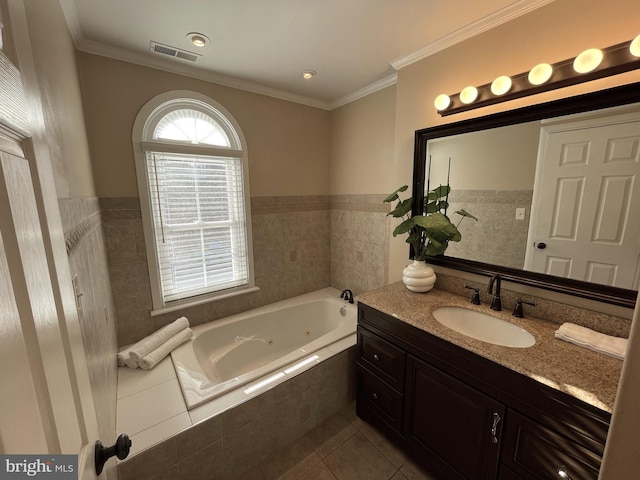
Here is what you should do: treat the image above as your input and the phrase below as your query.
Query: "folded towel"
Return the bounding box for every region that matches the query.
[555,322,627,360]
[128,317,190,363]
[139,328,193,370]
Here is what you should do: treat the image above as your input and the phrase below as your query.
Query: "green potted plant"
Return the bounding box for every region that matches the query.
[384,183,477,292]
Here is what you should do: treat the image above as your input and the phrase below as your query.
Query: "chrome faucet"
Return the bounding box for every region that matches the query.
[488,275,502,311]
[340,289,354,304]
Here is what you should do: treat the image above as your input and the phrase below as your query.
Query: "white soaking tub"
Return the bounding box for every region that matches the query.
[170,287,357,410]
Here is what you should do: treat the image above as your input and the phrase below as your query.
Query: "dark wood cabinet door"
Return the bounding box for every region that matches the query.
[404,354,504,480]
[502,410,601,480]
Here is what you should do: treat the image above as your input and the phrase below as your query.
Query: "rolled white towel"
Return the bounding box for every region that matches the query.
[117,346,140,369]
[116,347,131,367]
[555,322,627,360]
[128,317,190,363]
[139,328,193,370]
[124,357,138,369]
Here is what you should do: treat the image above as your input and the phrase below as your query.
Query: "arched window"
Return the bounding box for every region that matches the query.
[133,92,255,311]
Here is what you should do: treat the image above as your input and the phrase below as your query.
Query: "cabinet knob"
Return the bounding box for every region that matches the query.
[373,353,380,361]
[372,393,378,401]
[557,468,573,479]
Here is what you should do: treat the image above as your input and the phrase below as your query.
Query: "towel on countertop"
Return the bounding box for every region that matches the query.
[555,322,627,360]
[139,327,193,370]
[128,317,190,363]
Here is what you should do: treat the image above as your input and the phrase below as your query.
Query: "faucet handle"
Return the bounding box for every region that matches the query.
[512,299,536,318]
[464,285,481,305]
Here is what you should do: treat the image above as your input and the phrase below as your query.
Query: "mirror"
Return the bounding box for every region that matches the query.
[413,83,640,308]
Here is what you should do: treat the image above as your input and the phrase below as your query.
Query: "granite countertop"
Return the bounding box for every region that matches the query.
[357,282,624,413]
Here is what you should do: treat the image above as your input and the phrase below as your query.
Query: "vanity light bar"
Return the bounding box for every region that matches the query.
[435,36,640,116]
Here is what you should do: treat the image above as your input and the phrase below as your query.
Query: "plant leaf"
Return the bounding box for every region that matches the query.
[392,217,416,236]
[387,197,413,218]
[430,185,451,199]
[414,212,461,244]
[426,239,448,256]
[455,209,478,221]
[383,185,409,203]
[424,200,439,213]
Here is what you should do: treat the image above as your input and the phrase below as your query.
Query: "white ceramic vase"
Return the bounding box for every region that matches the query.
[402,260,437,293]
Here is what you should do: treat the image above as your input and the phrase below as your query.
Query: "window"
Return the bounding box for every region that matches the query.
[133,92,255,312]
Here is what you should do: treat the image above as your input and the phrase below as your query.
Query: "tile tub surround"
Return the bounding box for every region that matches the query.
[59,197,118,480]
[101,196,331,346]
[358,282,625,412]
[444,189,533,270]
[102,193,390,347]
[330,194,390,296]
[117,346,357,480]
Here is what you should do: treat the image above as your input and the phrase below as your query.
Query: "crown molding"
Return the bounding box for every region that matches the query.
[61,0,553,110]
[59,0,83,49]
[75,39,332,110]
[330,74,398,109]
[390,0,555,71]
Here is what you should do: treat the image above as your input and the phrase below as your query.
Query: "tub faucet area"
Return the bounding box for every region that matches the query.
[340,289,354,304]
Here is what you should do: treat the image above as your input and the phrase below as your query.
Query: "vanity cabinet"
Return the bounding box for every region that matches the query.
[356,303,611,480]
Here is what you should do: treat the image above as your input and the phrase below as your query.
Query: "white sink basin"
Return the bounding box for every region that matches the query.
[432,306,535,348]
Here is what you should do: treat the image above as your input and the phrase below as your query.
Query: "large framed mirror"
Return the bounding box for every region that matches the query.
[412,82,640,308]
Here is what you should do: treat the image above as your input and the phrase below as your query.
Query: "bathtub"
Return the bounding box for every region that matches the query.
[170,287,357,411]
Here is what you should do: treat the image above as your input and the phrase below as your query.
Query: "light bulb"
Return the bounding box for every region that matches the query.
[434,94,451,111]
[528,63,553,85]
[631,34,640,57]
[491,76,512,96]
[573,48,603,73]
[459,86,478,105]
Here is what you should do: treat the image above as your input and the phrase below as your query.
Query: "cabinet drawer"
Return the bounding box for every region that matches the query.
[357,365,404,433]
[502,410,602,480]
[358,326,406,391]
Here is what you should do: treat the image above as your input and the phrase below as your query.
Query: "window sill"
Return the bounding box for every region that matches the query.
[150,285,260,317]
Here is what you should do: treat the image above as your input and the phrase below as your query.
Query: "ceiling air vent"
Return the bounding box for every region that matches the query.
[149,41,200,62]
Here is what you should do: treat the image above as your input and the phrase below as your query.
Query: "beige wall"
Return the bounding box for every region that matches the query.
[24,0,95,198]
[77,53,331,198]
[329,85,396,195]
[388,0,640,283]
[427,121,540,191]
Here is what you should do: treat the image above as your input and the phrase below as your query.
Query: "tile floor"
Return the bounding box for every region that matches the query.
[236,404,438,480]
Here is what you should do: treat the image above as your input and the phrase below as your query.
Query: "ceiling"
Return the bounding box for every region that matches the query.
[60,0,551,109]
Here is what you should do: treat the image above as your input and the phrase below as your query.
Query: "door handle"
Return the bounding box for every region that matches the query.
[95,434,131,475]
[536,242,547,250]
[490,412,501,443]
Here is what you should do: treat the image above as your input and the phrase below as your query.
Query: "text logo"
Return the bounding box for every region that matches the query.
[0,455,77,479]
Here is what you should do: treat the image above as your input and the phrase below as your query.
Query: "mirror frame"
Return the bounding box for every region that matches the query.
[412,82,640,309]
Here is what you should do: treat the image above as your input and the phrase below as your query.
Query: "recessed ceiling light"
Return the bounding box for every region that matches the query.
[302,69,317,79]
[187,32,209,47]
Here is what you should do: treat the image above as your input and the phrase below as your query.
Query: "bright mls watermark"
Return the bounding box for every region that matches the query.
[0,455,77,479]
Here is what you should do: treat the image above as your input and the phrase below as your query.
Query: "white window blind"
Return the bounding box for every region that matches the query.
[145,150,249,303]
